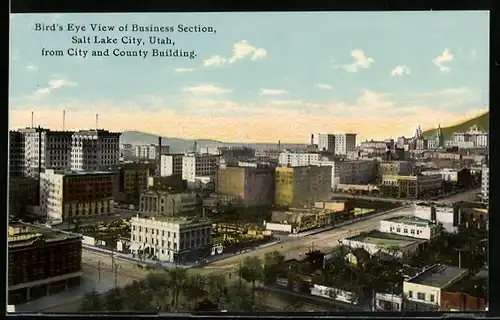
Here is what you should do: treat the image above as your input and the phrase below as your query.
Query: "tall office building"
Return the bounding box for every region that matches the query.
[334,133,357,155]
[70,130,121,172]
[317,133,336,152]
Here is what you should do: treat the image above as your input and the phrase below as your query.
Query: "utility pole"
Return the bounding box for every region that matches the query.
[97,260,101,283]
[114,263,119,288]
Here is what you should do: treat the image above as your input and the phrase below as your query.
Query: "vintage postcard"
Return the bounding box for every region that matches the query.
[8,12,489,313]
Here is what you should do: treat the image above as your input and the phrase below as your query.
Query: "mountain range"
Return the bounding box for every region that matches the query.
[121,111,489,152]
[120,131,304,153]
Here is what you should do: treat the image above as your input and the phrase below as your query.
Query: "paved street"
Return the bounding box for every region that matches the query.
[199,206,414,277]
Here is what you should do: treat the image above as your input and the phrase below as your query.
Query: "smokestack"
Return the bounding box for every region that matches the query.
[193,141,197,153]
[310,134,314,146]
[63,110,66,131]
[158,137,162,176]
[95,114,99,130]
[278,140,281,153]
[31,111,34,128]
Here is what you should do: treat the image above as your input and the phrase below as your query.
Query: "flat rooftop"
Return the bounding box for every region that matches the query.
[346,230,421,248]
[408,264,468,288]
[134,215,211,225]
[8,224,81,248]
[387,215,436,227]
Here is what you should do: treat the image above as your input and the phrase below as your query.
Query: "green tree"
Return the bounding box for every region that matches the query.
[238,257,264,308]
[103,287,124,311]
[206,274,227,305]
[183,274,206,309]
[167,268,188,308]
[263,251,285,284]
[81,289,103,311]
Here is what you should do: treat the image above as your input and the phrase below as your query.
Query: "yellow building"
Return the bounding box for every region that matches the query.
[275,166,331,207]
[217,166,274,205]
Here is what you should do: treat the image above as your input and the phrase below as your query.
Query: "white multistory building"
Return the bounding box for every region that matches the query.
[160,154,184,177]
[334,133,357,155]
[10,127,121,178]
[278,151,320,167]
[317,133,336,152]
[412,205,457,233]
[452,125,488,148]
[133,144,170,160]
[481,165,489,203]
[181,154,219,187]
[130,215,212,263]
[379,216,441,240]
[70,130,121,172]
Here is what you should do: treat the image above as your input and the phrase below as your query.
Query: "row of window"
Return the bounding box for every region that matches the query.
[390,226,423,235]
[408,290,435,303]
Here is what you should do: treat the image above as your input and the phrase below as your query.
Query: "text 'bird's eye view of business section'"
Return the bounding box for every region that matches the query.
[7,116,489,313]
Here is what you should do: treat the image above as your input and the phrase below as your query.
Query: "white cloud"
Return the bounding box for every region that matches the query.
[25,65,38,72]
[174,67,196,72]
[335,50,374,72]
[260,89,288,96]
[391,65,411,76]
[34,78,77,96]
[315,83,333,90]
[182,84,232,95]
[203,55,226,67]
[203,40,267,68]
[433,48,454,73]
[35,88,51,95]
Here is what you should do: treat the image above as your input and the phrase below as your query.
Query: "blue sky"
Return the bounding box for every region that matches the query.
[9,12,489,143]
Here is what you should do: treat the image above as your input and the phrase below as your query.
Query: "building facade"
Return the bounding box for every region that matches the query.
[8,224,82,305]
[275,166,331,207]
[117,163,150,203]
[181,154,219,186]
[9,177,39,217]
[481,165,489,203]
[279,151,321,167]
[70,130,121,172]
[379,216,441,240]
[217,166,275,206]
[130,216,212,263]
[9,131,25,177]
[317,133,336,152]
[403,264,469,311]
[453,126,488,148]
[334,133,357,155]
[40,169,114,222]
[139,189,197,216]
[379,174,443,199]
[377,161,414,181]
[160,154,184,177]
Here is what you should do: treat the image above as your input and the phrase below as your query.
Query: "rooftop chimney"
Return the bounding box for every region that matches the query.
[310,134,314,146]
[158,137,162,176]
[31,111,34,128]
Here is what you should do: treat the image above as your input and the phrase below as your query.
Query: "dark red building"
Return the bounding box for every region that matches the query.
[8,224,82,305]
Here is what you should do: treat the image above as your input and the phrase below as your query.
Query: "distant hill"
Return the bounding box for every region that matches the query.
[422,111,489,140]
[120,130,305,152]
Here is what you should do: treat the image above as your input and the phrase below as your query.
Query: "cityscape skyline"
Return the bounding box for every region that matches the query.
[9,12,489,143]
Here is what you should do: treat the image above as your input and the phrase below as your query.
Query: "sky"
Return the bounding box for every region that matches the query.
[9,12,489,143]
